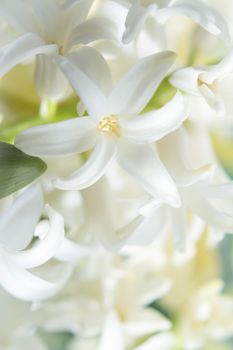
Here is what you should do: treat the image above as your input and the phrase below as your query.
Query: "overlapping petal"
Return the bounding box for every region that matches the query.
[35,54,70,100]
[0,33,57,78]
[157,0,229,40]
[67,17,118,50]
[185,186,233,232]
[57,55,110,121]
[6,205,64,269]
[0,185,43,251]
[122,0,157,44]
[0,251,71,301]
[67,47,113,96]
[117,140,181,208]
[170,67,203,96]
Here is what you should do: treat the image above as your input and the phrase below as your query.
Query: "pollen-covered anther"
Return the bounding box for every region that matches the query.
[98,115,120,137]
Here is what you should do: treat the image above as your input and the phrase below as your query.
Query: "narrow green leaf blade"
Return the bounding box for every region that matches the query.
[0,141,47,198]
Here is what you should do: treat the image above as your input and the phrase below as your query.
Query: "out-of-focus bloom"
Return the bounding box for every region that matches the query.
[32,249,172,350]
[122,0,229,44]
[0,288,47,349]
[15,50,186,207]
[181,280,233,349]
[0,0,117,99]
[0,184,69,301]
[170,47,233,116]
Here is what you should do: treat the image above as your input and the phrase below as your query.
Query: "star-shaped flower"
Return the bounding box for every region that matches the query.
[16,48,186,207]
[0,0,117,99]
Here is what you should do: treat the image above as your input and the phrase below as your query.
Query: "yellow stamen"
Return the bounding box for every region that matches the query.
[98,115,120,137]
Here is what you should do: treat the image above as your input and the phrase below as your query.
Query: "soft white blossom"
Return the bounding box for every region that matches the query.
[0,185,69,301]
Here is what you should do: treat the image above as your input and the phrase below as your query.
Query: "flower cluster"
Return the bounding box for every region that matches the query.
[1,0,233,349]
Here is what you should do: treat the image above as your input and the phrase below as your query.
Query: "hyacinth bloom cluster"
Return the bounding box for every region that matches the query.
[1,0,233,349]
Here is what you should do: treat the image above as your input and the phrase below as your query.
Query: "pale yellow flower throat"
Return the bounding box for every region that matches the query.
[98,115,120,137]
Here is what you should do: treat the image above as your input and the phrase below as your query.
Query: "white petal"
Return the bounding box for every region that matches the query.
[55,136,116,190]
[0,185,43,251]
[0,33,57,78]
[125,309,171,337]
[127,206,168,245]
[29,0,62,40]
[0,0,39,32]
[67,47,113,96]
[135,333,174,350]
[80,177,143,249]
[35,54,70,100]
[186,187,233,232]
[67,17,117,50]
[121,92,186,143]
[0,251,71,301]
[158,129,215,186]
[157,0,229,40]
[15,117,96,157]
[200,48,233,83]
[202,183,233,198]
[103,215,145,250]
[110,51,176,115]
[99,312,125,350]
[169,206,187,251]
[122,0,157,44]
[170,67,203,95]
[199,83,225,115]
[57,55,110,121]
[63,0,94,24]
[117,141,181,207]
[6,205,65,269]
[56,238,92,263]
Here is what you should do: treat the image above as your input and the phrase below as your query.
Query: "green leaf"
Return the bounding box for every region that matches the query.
[0,141,47,198]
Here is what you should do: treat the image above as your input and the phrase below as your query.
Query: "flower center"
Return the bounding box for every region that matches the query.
[97,115,120,137]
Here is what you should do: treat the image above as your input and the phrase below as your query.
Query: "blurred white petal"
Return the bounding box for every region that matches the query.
[35,54,70,100]
[7,205,65,269]
[67,17,117,49]
[0,33,57,78]
[117,140,181,207]
[0,251,71,301]
[0,185,43,251]
[99,312,124,350]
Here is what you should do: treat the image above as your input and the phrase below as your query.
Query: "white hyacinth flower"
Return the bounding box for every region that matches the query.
[16,49,186,207]
[122,0,229,44]
[0,184,70,301]
[170,47,233,117]
[0,0,117,99]
[128,127,233,250]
